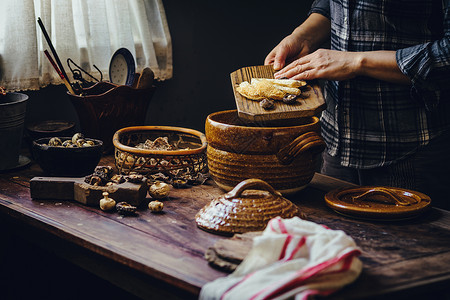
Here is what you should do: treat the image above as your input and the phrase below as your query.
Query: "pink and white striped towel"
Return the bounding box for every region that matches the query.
[200,217,362,300]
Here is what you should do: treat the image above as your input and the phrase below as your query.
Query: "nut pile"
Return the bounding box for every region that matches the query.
[85,166,173,215]
[44,133,96,148]
[85,166,145,187]
[135,136,189,151]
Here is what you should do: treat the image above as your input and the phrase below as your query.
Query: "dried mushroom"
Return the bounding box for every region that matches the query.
[172,178,188,189]
[110,174,126,184]
[148,200,164,213]
[84,166,114,186]
[125,174,144,183]
[282,94,298,104]
[86,175,103,186]
[116,202,137,215]
[95,166,114,176]
[135,136,190,151]
[149,172,170,182]
[260,98,275,110]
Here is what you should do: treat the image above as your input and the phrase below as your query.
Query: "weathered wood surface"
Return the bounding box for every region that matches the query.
[230,65,326,124]
[1,156,450,299]
[205,231,262,272]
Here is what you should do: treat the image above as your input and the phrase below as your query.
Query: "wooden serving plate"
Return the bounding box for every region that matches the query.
[325,186,432,221]
[230,65,326,124]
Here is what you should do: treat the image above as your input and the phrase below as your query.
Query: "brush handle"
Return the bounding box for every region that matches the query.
[37,17,69,81]
[44,50,75,95]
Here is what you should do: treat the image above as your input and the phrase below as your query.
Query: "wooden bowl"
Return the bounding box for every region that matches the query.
[205,110,325,194]
[32,137,103,177]
[113,126,207,178]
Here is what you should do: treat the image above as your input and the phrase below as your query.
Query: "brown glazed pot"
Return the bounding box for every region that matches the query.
[205,110,325,195]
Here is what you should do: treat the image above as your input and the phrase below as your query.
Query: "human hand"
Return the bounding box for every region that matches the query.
[274,49,362,81]
[264,34,312,71]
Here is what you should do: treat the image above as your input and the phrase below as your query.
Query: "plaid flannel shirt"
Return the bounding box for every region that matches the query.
[310,0,450,168]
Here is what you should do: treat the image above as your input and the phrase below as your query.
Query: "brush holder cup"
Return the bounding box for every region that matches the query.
[68,81,155,153]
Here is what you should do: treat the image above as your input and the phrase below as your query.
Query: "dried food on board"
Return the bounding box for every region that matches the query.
[236,78,306,104]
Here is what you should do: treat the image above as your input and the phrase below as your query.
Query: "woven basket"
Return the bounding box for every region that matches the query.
[113,126,207,178]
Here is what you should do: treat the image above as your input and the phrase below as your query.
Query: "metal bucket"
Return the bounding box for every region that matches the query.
[0,92,28,170]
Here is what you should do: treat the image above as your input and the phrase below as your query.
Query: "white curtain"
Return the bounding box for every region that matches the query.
[0,0,172,91]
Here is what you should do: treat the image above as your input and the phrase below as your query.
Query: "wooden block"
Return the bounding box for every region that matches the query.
[74,180,147,206]
[30,177,81,200]
[30,176,148,207]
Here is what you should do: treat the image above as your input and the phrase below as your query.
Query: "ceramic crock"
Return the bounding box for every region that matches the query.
[195,178,302,235]
[205,110,325,195]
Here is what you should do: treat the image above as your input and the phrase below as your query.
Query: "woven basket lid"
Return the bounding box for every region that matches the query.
[195,178,303,235]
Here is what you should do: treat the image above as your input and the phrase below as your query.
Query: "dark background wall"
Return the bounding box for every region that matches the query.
[24,0,314,133]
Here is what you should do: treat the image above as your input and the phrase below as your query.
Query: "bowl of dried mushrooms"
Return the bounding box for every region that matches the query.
[113,126,208,181]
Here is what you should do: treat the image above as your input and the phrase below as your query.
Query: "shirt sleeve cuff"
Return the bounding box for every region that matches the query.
[396,44,442,110]
[309,0,330,19]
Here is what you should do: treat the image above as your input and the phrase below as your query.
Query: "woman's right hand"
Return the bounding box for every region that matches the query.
[264,13,331,71]
[264,35,311,71]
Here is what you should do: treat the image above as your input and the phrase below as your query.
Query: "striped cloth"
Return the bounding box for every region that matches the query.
[200,217,362,300]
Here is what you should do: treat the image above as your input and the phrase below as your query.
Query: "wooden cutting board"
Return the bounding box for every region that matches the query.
[230,65,326,124]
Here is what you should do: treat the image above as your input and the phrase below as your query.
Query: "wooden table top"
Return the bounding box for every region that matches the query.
[1,155,450,299]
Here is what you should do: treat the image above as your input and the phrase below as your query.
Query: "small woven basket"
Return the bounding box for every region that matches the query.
[113,126,208,178]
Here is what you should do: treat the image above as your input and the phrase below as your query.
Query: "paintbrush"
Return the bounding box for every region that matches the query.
[44,50,75,95]
[37,17,70,83]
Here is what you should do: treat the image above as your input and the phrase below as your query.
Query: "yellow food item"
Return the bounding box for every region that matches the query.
[236,78,304,101]
[251,78,306,88]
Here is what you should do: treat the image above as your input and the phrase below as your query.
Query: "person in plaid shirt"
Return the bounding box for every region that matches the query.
[265,0,450,209]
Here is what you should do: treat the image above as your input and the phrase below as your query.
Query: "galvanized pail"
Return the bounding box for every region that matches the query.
[0,92,28,170]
